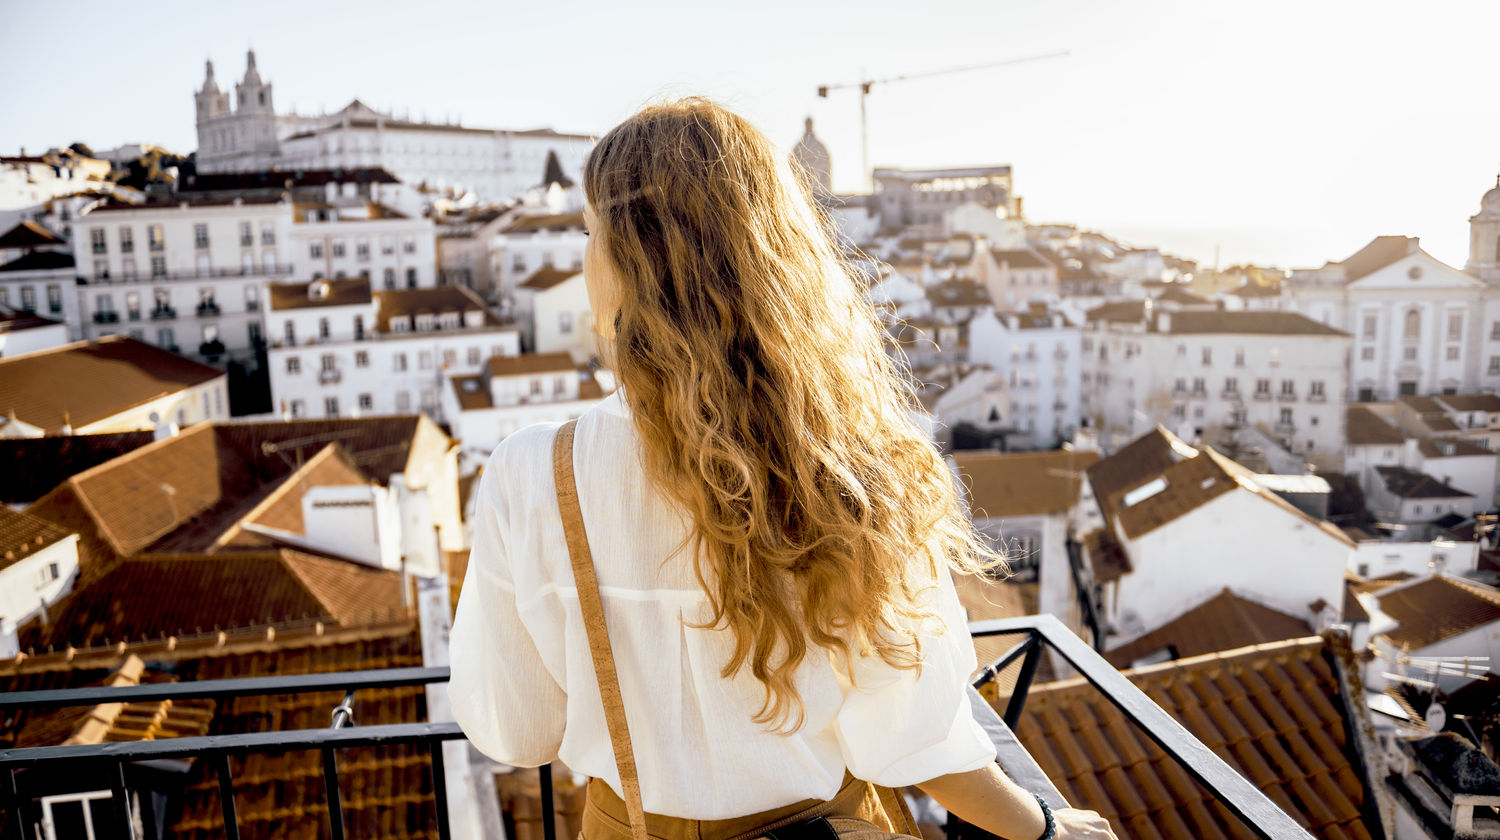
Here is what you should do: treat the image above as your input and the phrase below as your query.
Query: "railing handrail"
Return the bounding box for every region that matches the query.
[969,614,1315,840]
[0,665,450,712]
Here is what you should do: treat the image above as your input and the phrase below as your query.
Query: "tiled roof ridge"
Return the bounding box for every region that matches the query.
[209,442,364,550]
[1201,447,1357,548]
[273,549,403,625]
[1034,635,1328,701]
[2,615,418,676]
[61,653,145,746]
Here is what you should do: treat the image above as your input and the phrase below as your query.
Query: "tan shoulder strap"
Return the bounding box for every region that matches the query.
[552,419,650,840]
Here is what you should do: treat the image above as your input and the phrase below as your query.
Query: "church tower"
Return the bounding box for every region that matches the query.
[1467,175,1500,284]
[790,117,832,197]
[235,49,274,114]
[194,60,230,122]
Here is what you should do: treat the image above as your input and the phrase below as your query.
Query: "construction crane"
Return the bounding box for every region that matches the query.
[817,51,1070,188]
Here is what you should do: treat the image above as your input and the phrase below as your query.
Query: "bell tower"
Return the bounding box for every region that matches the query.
[790,117,832,197]
[1467,175,1500,284]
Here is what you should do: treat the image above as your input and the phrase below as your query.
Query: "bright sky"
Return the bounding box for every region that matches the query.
[3,0,1497,271]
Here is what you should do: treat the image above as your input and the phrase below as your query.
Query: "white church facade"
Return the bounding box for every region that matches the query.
[194,52,594,203]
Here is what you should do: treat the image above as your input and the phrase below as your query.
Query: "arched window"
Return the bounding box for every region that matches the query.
[1404,308,1421,340]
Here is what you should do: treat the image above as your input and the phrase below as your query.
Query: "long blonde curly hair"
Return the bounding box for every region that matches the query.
[583,98,1005,731]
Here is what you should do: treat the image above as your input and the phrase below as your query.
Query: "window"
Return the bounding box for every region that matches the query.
[310,241,325,259]
[121,257,136,280]
[467,346,481,366]
[394,352,408,372]
[1268,345,1280,366]
[248,321,262,346]
[531,377,544,396]
[1414,504,1422,515]
[290,399,306,418]
[240,221,254,246]
[1447,346,1461,361]
[1201,347,1211,366]
[93,258,109,278]
[1404,346,1418,361]
[1223,377,1238,394]
[89,228,106,254]
[284,320,296,345]
[261,223,275,245]
[194,223,209,249]
[325,396,340,417]
[320,353,336,373]
[92,292,111,314]
[554,375,567,396]
[403,236,416,254]
[332,239,346,258]
[1255,378,1270,395]
[1404,308,1421,339]
[443,349,457,367]
[356,239,370,260]
[202,324,219,344]
[318,317,330,340]
[1192,377,1205,395]
[1233,347,1244,367]
[1492,321,1500,341]
[20,287,37,312]
[1490,356,1500,375]
[419,351,433,370]
[148,224,165,251]
[286,356,301,374]
[560,311,574,334]
[1361,346,1375,361]
[359,393,373,411]
[1279,407,1293,426]
[150,256,166,277]
[157,327,174,348]
[1310,380,1325,397]
[125,291,140,319]
[383,268,396,290]
[1448,312,1463,342]
[355,350,369,367]
[380,235,395,255]
[39,790,116,840]
[1280,379,1295,396]
[263,250,276,273]
[406,268,418,288]
[119,226,133,253]
[396,391,411,411]
[1363,314,1377,339]
[45,284,62,314]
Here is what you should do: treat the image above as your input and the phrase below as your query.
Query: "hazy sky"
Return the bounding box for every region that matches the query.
[3,0,1497,270]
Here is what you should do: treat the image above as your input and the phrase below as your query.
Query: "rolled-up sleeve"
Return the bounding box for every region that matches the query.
[446,462,567,767]
[831,564,997,787]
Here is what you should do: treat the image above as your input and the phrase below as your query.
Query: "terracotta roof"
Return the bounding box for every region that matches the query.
[212,416,440,485]
[0,431,154,504]
[1002,636,1374,839]
[1374,575,1500,649]
[373,285,499,331]
[953,450,1100,519]
[88,195,285,213]
[0,220,65,249]
[0,250,75,272]
[179,168,400,192]
[954,573,1035,671]
[1112,446,1240,539]
[990,248,1053,270]
[1164,311,1348,337]
[1343,578,1369,623]
[1346,407,1404,446]
[1085,427,1195,524]
[1151,286,1212,306]
[502,212,584,234]
[487,351,576,378]
[1418,437,1492,458]
[449,374,492,410]
[926,279,993,309]
[1227,282,1282,298]
[1335,235,1419,282]
[21,549,406,651]
[1105,589,1312,668]
[1086,300,1146,324]
[0,506,72,573]
[267,277,372,311]
[1398,395,1444,413]
[211,443,369,550]
[1436,394,1500,412]
[2,621,438,839]
[0,337,222,434]
[1373,466,1473,499]
[1081,528,1131,583]
[518,266,581,291]
[0,310,64,333]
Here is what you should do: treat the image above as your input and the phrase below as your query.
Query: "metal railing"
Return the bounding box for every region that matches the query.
[0,616,1317,840]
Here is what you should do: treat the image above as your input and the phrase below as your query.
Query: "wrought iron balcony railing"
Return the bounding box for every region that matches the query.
[0,615,1316,840]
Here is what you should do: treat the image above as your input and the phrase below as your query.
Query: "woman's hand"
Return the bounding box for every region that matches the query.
[1053,807,1118,839]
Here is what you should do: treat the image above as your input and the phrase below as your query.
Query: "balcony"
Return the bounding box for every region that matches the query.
[196,301,222,317]
[150,306,177,321]
[1253,390,1272,401]
[1278,391,1297,402]
[91,311,119,324]
[199,339,226,358]
[81,266,292,285]
[1221,388,1240,400]
[0,615,1314,840]
[319,368,343,384]
[1308,392,1326,402]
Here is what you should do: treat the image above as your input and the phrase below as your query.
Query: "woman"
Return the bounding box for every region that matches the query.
[448,98,1115,840]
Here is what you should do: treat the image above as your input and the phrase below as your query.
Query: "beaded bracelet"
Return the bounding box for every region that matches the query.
[1032,793,1057,840]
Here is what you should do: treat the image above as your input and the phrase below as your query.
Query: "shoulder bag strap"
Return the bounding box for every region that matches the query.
[552,419,651,840]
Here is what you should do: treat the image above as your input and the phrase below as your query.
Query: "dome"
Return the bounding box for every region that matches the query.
[793,117,828,158]
[790,117,831,194]
[1483,175,1500,212]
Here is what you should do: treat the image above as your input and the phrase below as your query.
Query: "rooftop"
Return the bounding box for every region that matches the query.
[1436,393,1500,413]
[989,248,1053,270]
[1373,574,1500,649]
[1346,407,1404,446]
[0,431,155,504]
[0,220,65,250]
[1163,311,1348,337]
[0,506,73,574]
[1332,235,1421,282]
[1373,465,1473,499]
[1418,436,1492,458]
[501,212,584,234]
[0,337,223,435]
[953,449,1100,519]
[0,250,75,273]
[1104,589,1312,669]
[487,351,578,378]
[267,277,372,311]
[178,167,401,192]
[372,285,501,331]
[517,266,580,291]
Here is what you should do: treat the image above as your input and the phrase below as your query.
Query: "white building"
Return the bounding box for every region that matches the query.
[0,309,69,357]
[494,211,587,320]
[0,150,113,233]
[71,197,293,365]
[443,352,608,469]
[1286,236,1492,401]
[1367,574,1500,694]
[517,268,595,362]
[965,307,1082,449]
[0,336,228,437]
[1083,305,1351,471]
[0,221,81,341]
[287,196,436,291]
[0,507,80,657]
[1345,405,1498,520]
[265,277,521,421]
[1079,427,1354,650]
[435,206,513,299]
[1366,466,1477,538]
[194,53,594,203]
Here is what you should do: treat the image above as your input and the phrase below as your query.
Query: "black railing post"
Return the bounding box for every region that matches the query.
[1002,634,1041,729]
[5,768,24,840]
[430,738,451,840]
[110,760,135,840]
[214,754,242,840]
[322,748,346,840]
[331,690,356,728]
[540,764,557,840]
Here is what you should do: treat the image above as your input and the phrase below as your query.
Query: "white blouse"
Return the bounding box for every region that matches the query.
[446,392,996,819]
